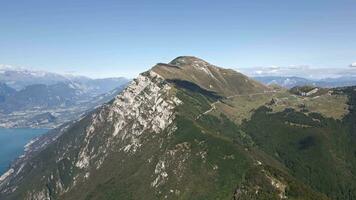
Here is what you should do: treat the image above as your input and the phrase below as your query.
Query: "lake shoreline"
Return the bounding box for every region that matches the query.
[0,128,49,175]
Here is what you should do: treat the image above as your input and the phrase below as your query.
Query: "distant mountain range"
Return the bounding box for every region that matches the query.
[253,76,356,88]
[0,64,128,95]
[0,65,130,128]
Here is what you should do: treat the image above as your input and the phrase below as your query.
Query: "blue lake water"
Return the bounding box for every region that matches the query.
[0,128,48,175]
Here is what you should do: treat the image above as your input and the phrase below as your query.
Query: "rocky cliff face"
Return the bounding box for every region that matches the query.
[0,70,182,199]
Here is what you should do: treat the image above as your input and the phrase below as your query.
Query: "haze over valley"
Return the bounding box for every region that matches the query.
[0,66,129,128]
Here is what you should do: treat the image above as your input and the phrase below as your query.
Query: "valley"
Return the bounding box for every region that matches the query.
[0,86,126,129]
[0,68,129,128]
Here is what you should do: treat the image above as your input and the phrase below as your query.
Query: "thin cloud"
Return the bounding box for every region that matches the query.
[267,65,280,70]
[350,62,356,67]
[238,66,356,79]
[287,65,310,70]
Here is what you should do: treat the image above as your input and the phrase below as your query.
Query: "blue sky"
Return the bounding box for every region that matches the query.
[0,0,355,78]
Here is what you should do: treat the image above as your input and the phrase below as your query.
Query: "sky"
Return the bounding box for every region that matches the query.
[0,0,355,78]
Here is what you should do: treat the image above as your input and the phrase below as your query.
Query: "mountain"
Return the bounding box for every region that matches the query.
[78,78,130,96]
[253,76,314,88]
[0,66,130,128]
[1,56,356,200]
[0,65,71,90]
[0,83,16,102]
[0,83,82,113]
[316,76,356,88]
[239,66,356,81]
[153,56,268,96]
[0,64,128,95]
[254,76,356,88]
[0,82,128,128]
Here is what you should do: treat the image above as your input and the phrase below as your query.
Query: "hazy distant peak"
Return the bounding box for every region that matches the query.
[0,64,24,71]
[239,65,356,80]
[0,64,63,77]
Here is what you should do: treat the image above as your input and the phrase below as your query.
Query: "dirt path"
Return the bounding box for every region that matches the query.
[196,90,278,120]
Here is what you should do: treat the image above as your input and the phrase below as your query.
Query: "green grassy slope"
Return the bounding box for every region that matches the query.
[241,87,356,200]
[152,56,269,97]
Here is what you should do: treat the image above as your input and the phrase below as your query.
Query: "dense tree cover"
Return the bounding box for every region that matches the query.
[241,87,356,200]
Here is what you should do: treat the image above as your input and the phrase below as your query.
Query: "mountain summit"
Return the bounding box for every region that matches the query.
[153,56,269,96]
[1,57,356,200]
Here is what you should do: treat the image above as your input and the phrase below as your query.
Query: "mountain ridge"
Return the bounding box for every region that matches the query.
[0,56,355,200]
[0,64,128,92]
[254,76,356,88]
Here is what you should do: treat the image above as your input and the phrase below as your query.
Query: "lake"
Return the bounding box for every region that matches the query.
[0,128,48,175]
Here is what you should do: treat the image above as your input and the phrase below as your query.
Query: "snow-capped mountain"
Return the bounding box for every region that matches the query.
[0,64,128,96]
[0,64,71,90]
